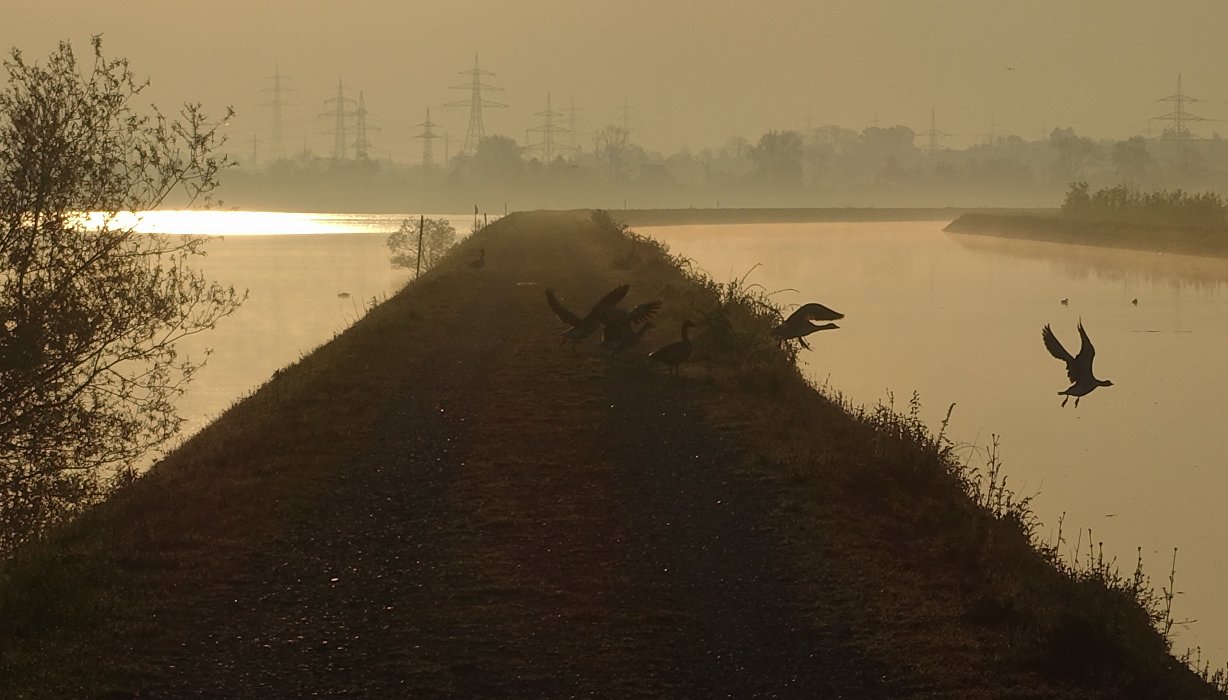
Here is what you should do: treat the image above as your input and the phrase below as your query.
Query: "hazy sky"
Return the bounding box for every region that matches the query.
[5,1,1228,162]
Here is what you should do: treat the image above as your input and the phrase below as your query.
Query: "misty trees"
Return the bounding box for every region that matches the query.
[472,135,524,183]
[387,217,457,274]
[0,38,243,554]
[750,130,804,189]
[1048,127,1099,184]
[1112,136,1153,184]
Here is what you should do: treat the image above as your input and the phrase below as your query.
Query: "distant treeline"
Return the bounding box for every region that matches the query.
[1061,182,1228,228]
[219,125,1228,213]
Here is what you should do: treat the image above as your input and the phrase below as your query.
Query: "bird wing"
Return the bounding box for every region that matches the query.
[545,289,582,327]
[1074,321,1097,376]
[1042,324,1080,381]
[794,302,844,323]
[624,299,662,325]
[1042,324,1073,364]
[585,284,631,323]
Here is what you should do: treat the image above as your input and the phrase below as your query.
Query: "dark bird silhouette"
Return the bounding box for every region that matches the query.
[600,298,662,352]
[469,248,486,270]
[650,320,695,375]
[1131,298,1139,306]
[771,302,844,349]
[545,284,630,350]
[603,320,655,353]
[1060,298,1069,306]
[1042,321,1114,407]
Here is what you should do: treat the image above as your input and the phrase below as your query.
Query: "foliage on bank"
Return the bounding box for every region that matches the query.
[1061,181,1228,228]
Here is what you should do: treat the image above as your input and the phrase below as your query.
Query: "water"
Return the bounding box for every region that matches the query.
[169,212,472,438]
[643,221,1228,664]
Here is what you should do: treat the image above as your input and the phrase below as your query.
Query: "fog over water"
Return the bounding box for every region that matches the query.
[646,220,1228,663]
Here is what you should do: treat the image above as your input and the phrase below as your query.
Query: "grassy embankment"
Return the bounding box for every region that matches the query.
[0,210,1222,697]
[946,211,1228,259]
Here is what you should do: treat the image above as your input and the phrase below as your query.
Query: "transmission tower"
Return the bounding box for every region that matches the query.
[414,107,442,168]
[528,92,568,163]
[619,95,632,138]
[353,91,381,160]
[260,64,294,161]
[1153,74,1208,140]
[923,109,949,155]
[321,78,356,160]
[447,54,507,156]
[566,95,584,157]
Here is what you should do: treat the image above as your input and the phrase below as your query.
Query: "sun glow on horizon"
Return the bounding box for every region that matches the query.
[79,210,415,236]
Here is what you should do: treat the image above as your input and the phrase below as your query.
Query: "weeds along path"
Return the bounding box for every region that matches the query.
[2,211,1219,698]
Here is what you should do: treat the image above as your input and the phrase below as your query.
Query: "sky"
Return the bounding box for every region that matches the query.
[4,1,1228,163]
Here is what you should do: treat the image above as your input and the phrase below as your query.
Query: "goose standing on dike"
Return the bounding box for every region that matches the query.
[469,248,486,270]
[649,320,695,375]
[771,302,844,349]
[599,297,662,352]
[545,284,630,350]
[1042,321,1114,407]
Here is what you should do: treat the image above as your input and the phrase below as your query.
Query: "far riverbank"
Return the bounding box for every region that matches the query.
[946,211,1228,259]
[617,206,1043,227]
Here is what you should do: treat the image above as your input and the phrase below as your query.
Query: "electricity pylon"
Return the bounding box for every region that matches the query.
[260,64,294,161]
[528,92,568,163]
[415,107,442,168]
[321,78,356,160]
[447,54,507,156]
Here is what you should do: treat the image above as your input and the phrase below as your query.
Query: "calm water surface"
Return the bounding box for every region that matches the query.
[644,221,1228,663]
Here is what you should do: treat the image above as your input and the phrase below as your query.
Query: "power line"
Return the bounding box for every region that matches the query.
[446,54,507,156]
[259,64,294,161]
[353,91,380,160]
[414,107,441,168]
[527,92,568,162]
[321,78,356,160]
[1152,73,1211,140]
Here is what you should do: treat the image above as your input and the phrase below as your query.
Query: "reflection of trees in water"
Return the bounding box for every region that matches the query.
[947,232,1228,294]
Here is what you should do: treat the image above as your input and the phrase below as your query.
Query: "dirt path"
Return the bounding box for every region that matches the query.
[3,211,1218,698]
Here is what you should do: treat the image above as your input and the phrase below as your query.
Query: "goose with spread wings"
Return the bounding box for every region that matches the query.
[1042,321,1114,407]
[771,302,844,349]
[599,298,662,352]
[545,284,630,350]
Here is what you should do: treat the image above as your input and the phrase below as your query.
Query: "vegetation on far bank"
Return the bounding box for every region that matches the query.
[945,182,1228,258]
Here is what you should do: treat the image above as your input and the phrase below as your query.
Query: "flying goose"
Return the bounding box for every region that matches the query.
[545,284,630,350]
[1042,321,1114,407]
[599,298,662,352]
[649,320,695,375]
[771,302,844,349]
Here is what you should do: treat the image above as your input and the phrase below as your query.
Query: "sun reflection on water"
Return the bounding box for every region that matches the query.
[80,210,420,236]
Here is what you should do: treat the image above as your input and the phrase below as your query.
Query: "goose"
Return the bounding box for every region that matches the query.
[599,298,662,352]
[649,320,695,375]
[1060,298,1069,306]
[1042,321,1113,407]
[545,284,630,350]
[603,321,655,353]
[469,248,486,270]
[771,302,844,349]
